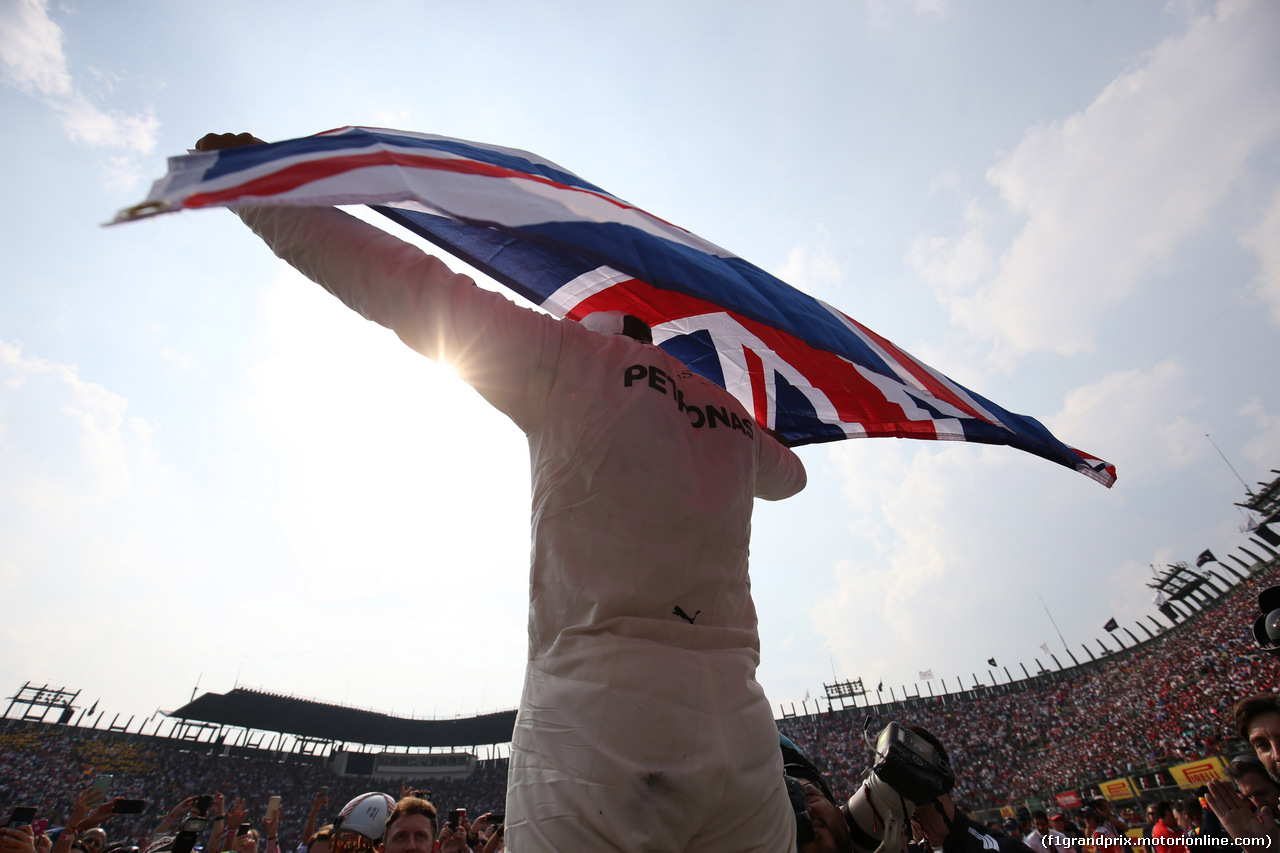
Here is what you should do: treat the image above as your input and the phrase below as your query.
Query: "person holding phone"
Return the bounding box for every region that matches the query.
[263,796,283,853]
[0,818,38,853]
[52,783,123,853]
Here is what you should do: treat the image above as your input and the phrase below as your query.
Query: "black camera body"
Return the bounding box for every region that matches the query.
[869,721,955,805]
[1253,585,1280,657]
[841,722,956,853]
[172,818,207,853]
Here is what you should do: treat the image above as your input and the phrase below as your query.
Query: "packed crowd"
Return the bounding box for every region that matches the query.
[778,562,1280,808]
[2,562,1277,847]
[0,724,505,851]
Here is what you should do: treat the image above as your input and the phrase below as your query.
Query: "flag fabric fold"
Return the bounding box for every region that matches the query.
[115,126,1115,486]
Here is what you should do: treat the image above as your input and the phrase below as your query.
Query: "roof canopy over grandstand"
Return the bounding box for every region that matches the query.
[168,688,516,748]
[1241,468,1280,523]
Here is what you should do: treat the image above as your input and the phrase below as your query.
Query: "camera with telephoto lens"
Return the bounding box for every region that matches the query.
[841,721,955,853]
[1252,586,1280,657]
[172,817,207,853]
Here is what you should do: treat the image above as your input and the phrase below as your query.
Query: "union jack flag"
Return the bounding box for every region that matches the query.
[116,126,1115,487]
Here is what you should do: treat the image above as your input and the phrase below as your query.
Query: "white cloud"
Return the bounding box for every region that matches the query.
[0,0,157,158]
[1050,360,1206,482]
[813,440,985,673]
[1241,185,1280,323]
[0,0,71,97]
[157,347,191,371]
[913,0,1280,365]
[1239,398,1280,470]
[812,355,1213,677]
[867,0,950,30]
[773,240,843,300]
[0,339,159,510]
[907,201,991,296]
[54,95,157,153]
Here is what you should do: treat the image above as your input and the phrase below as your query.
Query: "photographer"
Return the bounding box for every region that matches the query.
[781,720,968,853]
[902,726,1032,853]
[780,735,852,853]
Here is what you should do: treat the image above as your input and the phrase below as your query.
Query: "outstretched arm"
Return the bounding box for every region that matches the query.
[195,131,564,432]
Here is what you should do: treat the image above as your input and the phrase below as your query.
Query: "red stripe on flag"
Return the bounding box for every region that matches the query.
[742,346,769,428]
[835,308,998,427]
[183,149,678,228]
[566,280,949,435]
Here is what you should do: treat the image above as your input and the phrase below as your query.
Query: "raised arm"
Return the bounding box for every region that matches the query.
[196,131,565,432]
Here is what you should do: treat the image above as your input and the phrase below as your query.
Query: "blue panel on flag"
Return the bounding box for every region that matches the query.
[660,330,725,389]
[774,374,846,444]
[520,221,896,375]
[375,207,597,307]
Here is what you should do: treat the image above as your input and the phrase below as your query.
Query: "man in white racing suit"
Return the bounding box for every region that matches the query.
[197,133,807,852]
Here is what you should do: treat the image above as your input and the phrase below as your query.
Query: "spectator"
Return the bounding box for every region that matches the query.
[1233,696,1280,780]
[329,794,394,853]
[1227,756,1280,811]
[381,798,436,853]
[1205,776,1280,853]
[1050,812,1079,839]
[1035,811,1074,853]
[299,791,327,853]
[78,830,104,853]
[1079,806,1112,843]
[1092,800,1129,837]
[904,725,1032,853]
[1149,801,1188,853]
[1176,796,1205,838]
[300,830,329,853]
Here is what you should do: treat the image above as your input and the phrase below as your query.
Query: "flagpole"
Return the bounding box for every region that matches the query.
[1206,433,1252,495]
[1039,597,1069,652]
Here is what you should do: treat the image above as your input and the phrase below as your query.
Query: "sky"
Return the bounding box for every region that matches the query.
[2,0,1280,739]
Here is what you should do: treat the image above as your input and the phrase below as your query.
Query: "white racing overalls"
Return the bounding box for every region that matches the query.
[236,206,808,852]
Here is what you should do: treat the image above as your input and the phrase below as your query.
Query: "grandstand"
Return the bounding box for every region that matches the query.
[5,472,1280,835]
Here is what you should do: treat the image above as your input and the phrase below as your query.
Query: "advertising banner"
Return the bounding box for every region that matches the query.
[1054,791,1083,809]
[1169,756,1227,789]
[1100,777,1137,801]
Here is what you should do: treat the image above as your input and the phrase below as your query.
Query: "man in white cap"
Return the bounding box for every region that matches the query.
[196,132,807,853]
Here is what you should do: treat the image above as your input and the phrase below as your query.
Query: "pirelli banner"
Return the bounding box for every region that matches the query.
[1099,777,1137,802]
[1169,756,1227,789]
